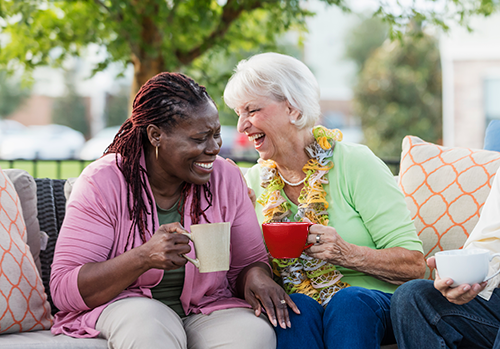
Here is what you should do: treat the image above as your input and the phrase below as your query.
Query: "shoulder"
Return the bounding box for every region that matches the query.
[211,156,243,181]
[333,141,386,172]
[75,154,126,195]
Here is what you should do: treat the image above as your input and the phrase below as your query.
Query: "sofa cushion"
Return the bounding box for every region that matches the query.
[0,166,52,334]
[3,169,42,277]
[398,136,500,278]
[0,330,107,348]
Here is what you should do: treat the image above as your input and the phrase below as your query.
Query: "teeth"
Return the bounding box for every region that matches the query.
[195,162,213,169]
[248,133,264,141]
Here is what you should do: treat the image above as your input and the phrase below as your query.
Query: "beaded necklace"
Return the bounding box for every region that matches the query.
[258,125,349,306]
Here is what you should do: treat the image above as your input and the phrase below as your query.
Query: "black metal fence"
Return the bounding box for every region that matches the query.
[0,157,401,179]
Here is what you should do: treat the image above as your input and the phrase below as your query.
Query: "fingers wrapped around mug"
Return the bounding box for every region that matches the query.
[145,223,191,270]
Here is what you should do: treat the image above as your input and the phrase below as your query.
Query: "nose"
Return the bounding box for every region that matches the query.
[237,113,250,134]
[206,135,221,155]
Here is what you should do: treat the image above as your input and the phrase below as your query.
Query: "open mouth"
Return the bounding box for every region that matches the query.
[248,133,265,148]
[194,161,214,170]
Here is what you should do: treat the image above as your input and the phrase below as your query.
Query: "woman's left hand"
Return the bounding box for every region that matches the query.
[305,224,426,284]
[305,224,351,266]
[238,262,300,329]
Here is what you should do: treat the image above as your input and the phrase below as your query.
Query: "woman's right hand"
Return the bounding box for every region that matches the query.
[78,222,191,308]
[428,256,486,305]
[143,223,191,271]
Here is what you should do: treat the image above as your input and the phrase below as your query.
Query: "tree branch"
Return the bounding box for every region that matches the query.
[92,0,110,13]
[174,0,265,65]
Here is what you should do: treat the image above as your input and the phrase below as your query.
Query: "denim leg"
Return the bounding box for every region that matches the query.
[391,279,500,349]
[323,286,393,349]
[275,293,325,349]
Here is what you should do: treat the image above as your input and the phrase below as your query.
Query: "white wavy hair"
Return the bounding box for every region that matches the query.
[223,52,321,130]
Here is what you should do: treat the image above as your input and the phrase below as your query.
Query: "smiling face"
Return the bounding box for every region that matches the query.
[234,96,299,162]
[154,100,222,186]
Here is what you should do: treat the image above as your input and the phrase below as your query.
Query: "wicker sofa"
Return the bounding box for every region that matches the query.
[1,132,500,348]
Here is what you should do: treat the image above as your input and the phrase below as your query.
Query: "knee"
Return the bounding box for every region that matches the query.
[288,293,324,323]
[392,279,435,308]
[391,279,436,316]
[99,298,186,348]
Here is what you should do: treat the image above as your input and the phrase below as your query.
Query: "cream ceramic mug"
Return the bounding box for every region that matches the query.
[435,248,500,287]
[181,222,230,273]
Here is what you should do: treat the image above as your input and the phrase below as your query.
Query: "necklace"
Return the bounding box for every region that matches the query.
[277,171,305,187]
[258,125,349,306]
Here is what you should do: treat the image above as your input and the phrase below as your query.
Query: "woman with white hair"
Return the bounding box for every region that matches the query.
[223,52,426,349]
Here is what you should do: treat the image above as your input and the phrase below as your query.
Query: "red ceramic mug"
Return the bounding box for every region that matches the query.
[262,222,314,259]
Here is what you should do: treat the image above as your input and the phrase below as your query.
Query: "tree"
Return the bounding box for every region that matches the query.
[0,0,324,102]
[0,0,497,103]
[353,24,442,159]
[344,15,388,73]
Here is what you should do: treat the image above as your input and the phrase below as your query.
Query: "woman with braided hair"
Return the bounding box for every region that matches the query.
[223,52,426,349]
[49,72,291,348]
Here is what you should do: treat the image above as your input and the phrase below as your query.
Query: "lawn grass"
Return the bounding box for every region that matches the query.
[0,160,93,179]
[1,159,258,179]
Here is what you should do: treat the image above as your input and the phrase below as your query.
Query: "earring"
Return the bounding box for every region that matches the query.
[291,119,296,125]
[156,144,159,160]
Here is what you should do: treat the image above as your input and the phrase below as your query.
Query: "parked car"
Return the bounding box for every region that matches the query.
[219,125,258,162]
[0,124,85,160]
[79,126,120,160]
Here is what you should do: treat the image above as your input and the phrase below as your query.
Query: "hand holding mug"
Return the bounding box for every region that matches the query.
[431,249,496,305]
[146,223,191,270]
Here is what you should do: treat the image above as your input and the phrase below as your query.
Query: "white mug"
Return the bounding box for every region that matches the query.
[435,248,500,287]
[182,222,230,273]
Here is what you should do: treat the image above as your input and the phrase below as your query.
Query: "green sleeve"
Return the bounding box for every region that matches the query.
[334,143,423,252]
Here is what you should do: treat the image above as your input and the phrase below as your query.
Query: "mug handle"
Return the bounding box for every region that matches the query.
[180,232,200,269]
[303,222,314,250]
[484,253,500,282]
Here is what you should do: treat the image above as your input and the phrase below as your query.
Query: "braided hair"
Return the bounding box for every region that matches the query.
[105,72,214,248]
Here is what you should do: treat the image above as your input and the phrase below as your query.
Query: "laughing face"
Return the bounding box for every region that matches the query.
[157,100,222,186]
[234,96,298,162]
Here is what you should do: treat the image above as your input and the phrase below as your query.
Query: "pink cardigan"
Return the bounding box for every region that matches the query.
[50,154,269,337]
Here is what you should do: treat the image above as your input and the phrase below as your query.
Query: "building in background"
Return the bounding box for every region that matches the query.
[440,12,500,149]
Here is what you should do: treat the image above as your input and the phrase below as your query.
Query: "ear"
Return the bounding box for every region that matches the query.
[146,124,162,146]
[286,100,301,123]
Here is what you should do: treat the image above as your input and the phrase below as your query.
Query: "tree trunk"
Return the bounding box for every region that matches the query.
[128,9,164,113]
[129,54,164,109]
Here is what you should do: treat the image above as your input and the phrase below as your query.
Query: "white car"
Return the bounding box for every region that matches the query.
[79,126,121,160]
[0,124,85,160]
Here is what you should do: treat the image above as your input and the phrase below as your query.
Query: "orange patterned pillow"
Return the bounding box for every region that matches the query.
[398,136,500,278]
[0,166,52,334]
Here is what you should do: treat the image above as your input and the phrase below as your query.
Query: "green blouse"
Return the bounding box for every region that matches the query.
[150,199,186,317]
[245,141,423,294]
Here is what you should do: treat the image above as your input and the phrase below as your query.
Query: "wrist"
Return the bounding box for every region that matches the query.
[340,242,364,270]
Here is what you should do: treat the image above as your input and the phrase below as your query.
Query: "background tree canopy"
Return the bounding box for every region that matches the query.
[351,22,442,159]
[0,0,497,113]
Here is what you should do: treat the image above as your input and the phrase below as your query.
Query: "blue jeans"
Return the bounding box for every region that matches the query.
[275,287,395,349]
[391,279,500,348]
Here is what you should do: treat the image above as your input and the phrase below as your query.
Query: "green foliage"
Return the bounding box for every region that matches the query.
[0,70,30,117]
[344,15,388,72]
[353,27,442,158]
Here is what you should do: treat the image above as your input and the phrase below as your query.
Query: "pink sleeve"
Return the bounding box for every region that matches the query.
[50,174,118,312]
[222,163,271,291]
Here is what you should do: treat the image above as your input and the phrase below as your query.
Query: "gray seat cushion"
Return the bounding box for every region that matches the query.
[0,330,107,348]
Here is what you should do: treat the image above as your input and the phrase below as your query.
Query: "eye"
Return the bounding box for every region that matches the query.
[249,109,260,115]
